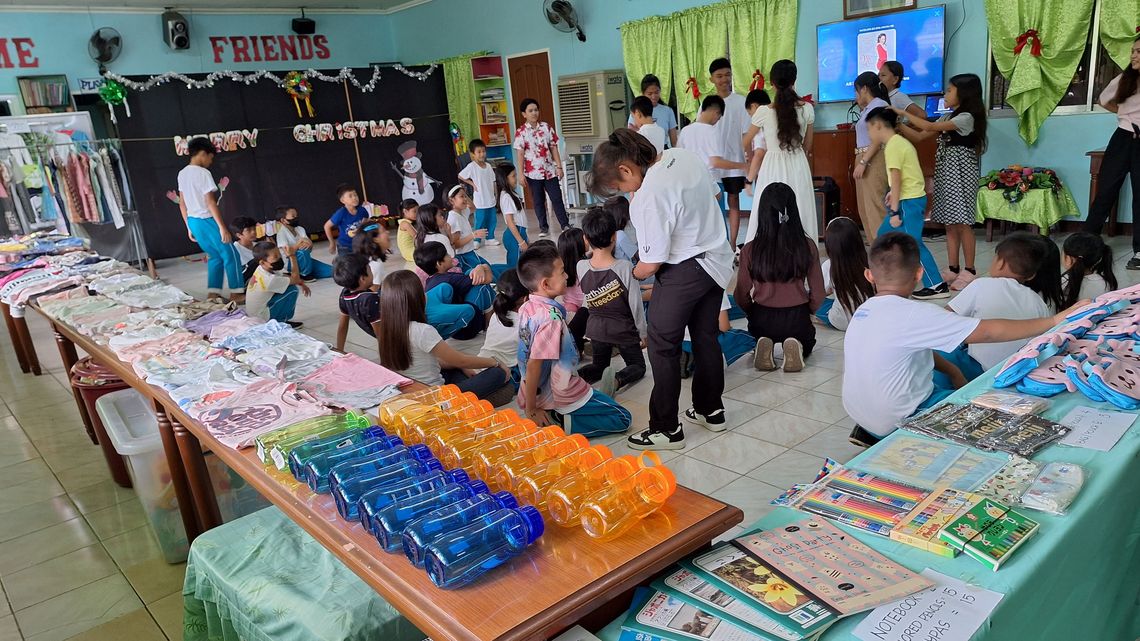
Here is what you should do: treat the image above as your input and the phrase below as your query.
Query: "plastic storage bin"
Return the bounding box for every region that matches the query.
[96,388,270,563]
[71,357,132,487]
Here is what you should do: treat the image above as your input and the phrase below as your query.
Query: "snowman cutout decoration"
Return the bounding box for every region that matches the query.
[392,140,438,205]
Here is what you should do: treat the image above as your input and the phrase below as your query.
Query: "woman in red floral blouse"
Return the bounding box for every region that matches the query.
[513,98,569,237]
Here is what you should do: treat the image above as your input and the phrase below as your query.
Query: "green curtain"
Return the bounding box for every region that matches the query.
[1099,0,1140,70]
[620,16,673,106]
[726,0,797,100]
[985,0,1094,145]
[671,5,730,120]
[436,51,488,154]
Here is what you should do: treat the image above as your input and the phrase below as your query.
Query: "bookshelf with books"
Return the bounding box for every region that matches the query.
[471,55,511,161]
[17,75,74,114]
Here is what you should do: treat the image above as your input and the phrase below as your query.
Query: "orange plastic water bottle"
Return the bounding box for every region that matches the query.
[423,409,526,458]
[470,425,566,483]
[387,394,473,442]
[439,419,536,470]
[377,385,461,429]
[492,434,589,493]
[579,455,677,540]
[515,444,613,508]
[545,454,644,527]
[400,398,490,445]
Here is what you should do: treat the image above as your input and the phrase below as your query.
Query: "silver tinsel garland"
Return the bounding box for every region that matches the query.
[102,64,438,92]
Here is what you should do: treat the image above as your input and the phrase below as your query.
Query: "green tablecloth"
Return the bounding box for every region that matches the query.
[599,367,1140,641]
[975,185,1080,232]
[183,506,425,641]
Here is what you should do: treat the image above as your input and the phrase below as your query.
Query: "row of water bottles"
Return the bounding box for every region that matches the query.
[378,386,677,540]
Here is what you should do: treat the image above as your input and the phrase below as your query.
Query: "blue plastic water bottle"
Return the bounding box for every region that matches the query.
[304,436,412,492]
[402,491,518,567]
[422,506,544,589]
[320,443,433,494]
[288,425,388,479]
[370,479,490,551]
[356,468,470,530]
[333,457,443,521]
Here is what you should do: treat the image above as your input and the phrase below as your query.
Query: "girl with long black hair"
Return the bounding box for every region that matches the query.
[734,183,825,373]
[1084,37,1140,269]
[853,71,891,240]
[743,59,818,242]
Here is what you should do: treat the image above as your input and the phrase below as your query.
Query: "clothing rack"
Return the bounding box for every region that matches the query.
[0,135,149,271]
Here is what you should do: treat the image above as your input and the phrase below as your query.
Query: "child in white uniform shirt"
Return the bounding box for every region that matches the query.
[676,95,748,183]
[275,206,333,281]
[843,232,1075,447]
[946,232,1061,377]
[458,139,500,246]
[245,241,310,326]
[479,269,529,386]
[630,97,665,156]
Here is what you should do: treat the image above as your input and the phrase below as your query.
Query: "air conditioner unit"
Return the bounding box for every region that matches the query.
[556,69,628,155]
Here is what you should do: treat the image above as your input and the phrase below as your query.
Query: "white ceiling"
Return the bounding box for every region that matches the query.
[0,0,429,12]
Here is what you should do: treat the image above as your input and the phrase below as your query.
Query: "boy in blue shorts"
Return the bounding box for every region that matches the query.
[516,244,631,437]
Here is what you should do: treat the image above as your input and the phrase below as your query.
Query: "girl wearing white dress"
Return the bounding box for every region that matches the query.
[744,60,817,242]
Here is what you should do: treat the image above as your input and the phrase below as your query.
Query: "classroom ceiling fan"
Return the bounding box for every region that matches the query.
[543,0,586,43]
[88,27,123,73]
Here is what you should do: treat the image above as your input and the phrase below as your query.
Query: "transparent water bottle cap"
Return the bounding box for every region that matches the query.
[408,444,433,461]
[491,491,518,510]
[465,479,490,496]
[517,505,545,543]
[423,458,444,473]
[444,468,470,484]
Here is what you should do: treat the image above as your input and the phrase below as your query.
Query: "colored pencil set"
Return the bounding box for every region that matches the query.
[938,498,1040,571]
[890,486,983,557]
[791,469,931,537]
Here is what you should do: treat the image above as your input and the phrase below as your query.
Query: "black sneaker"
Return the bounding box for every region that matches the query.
[913,283,951,300]
[848,425,882,449]
[627,424,686,450]
[683,407,727,432]
[301,274,317,283]
[1128,255,1140,271]
[680,351,694,379]
[285,320,304,329]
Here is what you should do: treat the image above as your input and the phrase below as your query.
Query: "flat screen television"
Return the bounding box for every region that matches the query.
[816,5,945,103]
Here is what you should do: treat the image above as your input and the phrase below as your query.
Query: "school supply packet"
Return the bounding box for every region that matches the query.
[938,498,1040,571]
[889,486,983,557]
[618,587,772,641]
[899,404,1068,457]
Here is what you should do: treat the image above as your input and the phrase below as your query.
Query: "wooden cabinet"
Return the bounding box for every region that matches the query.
[811,128,938,229]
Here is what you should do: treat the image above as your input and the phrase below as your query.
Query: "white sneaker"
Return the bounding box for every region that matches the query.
[486,239,501,246]
[627,425,686,450]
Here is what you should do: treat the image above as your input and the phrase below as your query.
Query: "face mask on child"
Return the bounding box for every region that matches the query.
[269,258,285,271]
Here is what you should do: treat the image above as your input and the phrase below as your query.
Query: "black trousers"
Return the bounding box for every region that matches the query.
[568,307,589,354]
[647,259,724,432]
[1083,127,1140,252]
[746,303,816,357]
[578,340,646,386]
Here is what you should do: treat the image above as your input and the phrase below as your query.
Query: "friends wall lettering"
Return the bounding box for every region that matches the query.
[209,35,331,64]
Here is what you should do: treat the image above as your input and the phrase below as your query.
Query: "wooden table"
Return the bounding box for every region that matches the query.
[33,306,744,641]
[1087,149,1117,237]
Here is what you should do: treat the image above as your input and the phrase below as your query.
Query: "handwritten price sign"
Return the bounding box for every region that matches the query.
[1059,406,1135,452]
[854,570,1003,641]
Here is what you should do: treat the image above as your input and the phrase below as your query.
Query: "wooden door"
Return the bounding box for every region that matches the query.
[812,130,859,220]
[507,51,554,208]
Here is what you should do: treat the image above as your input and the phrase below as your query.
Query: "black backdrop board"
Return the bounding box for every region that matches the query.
[116,66,456,260]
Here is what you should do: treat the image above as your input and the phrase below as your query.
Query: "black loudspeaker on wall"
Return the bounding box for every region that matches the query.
[162,10,190,50]
[292,17,316,35]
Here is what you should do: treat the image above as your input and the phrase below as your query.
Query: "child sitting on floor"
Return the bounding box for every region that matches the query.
[576,208,646,396]
[276,206,332,281]
[396,198,419,263]
[946,232,1062,378]
[558,227,589,351]
[332,253,380,353]
[246,241,310,326]
[444,185,491,273]
[228,216,258,283]
[842,232,1078,447]
[679,294,757,378]
[1062,232,1117,308]
[735,183,825,373]
[516,244,632,437]
[479,268,528,386]
[415,241,491,341]
[377,270,513,406]
[351,222,390,292]
[817,216,874,331]
[415,204,493,285]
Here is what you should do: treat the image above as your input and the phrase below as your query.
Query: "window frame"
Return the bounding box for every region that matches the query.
[985,0,1112,118]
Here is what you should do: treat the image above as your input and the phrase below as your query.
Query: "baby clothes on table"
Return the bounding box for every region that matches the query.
[185,378,333,449]
[207,315,262,341]
[107,282,192,309]
[297,353,411,410]
[183,308,249,336]
[89,273,153,295]
[214,320,298,352]
[237,339,331,379]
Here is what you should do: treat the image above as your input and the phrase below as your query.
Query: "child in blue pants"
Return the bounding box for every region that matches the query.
[680,294,754,377]
[416,241,493,341]
[244,242,310,326]
[458,139,500,246]
[176,137,243,301]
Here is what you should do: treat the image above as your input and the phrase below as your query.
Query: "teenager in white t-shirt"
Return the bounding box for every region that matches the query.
[710,58,751,249]
[947,233,1057,374]
[843,233,1076,446]
[177,137,243,301]
[630,96,665,156]
[676,95,748,184]
[458,140,501,246]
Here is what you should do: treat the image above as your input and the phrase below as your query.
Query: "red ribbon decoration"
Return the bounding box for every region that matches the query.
[802,94,814,104]
[1135,25,1139,33]
[685,76,700,100]
[749,69,765,91]
[1013,29,1043,57]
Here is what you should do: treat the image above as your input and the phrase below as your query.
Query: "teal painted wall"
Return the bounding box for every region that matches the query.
[386,0,1125,222]
[0,10,395,105]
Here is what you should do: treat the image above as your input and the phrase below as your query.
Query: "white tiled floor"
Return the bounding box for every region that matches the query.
[1,220,1139,639]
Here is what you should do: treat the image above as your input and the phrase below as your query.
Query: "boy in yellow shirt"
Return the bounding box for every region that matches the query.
[867,107,948,299]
